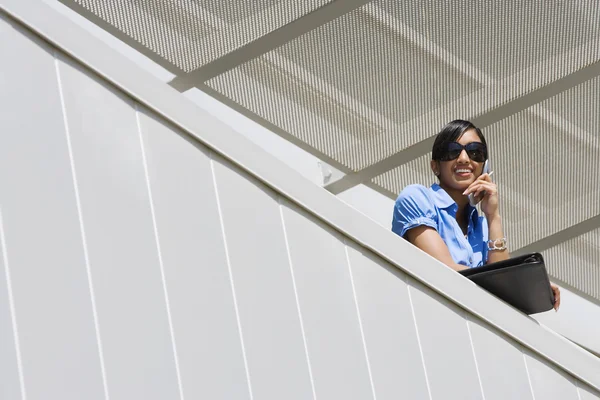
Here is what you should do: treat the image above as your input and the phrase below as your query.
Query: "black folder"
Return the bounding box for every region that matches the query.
[459,253,555,315]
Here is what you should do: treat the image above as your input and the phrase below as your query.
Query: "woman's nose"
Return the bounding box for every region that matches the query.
[457,149,469,162]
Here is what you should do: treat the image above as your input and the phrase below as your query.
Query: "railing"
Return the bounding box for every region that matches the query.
[0,0,599,399]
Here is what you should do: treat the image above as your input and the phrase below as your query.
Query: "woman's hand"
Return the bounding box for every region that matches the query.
[551,283,561,311]
[463,173,499,217]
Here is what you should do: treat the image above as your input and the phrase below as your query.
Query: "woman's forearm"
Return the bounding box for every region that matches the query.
[486,213,510,264]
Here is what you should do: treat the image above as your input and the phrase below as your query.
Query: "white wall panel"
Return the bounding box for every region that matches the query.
[0,17,24,400]
[408,279,483,400]
[0,212,22,400]
[138,111,250,399]
[281,201,374,400]
[57,58,180,400]
[345,243,430,400]
[467,318,533,400]
[212,159,313,400]
[525,352,580,400]
[0,20,104,400]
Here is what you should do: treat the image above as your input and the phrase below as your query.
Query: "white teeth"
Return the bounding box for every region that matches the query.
[456,169,471,173]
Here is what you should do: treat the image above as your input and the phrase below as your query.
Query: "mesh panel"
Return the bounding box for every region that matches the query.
[484,108,600,250]
[74,0,215,71]
[374,153,435,195]
[69,0,332,71]
[544,75,600,136]
[208,0,600,171]
[377,0,600,79]
[275,9,482,132]
[200,0,284,24]
[544,229,600,300]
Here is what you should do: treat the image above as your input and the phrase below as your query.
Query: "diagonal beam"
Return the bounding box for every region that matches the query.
[528,104,600,152]
[512,214,600,256]
[326,137,435,194]
[364,180,398,199]
[326,56,600,195]
[169,0,371,90]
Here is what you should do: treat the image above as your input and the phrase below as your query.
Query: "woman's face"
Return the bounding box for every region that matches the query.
[432,129,485,192]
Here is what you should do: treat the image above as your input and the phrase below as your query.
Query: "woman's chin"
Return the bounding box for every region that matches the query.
[453,172,474,181]
[448,177,473,187]
[441,181,470,194]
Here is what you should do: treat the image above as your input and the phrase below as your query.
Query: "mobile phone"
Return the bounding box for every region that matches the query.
[468,160,490,207]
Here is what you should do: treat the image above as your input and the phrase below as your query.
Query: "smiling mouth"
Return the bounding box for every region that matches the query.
[454,169,472,176]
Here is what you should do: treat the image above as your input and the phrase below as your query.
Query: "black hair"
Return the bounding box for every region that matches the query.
[431,120,488,161]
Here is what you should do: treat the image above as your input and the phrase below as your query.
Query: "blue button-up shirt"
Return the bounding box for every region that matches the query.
[392,183,488,268]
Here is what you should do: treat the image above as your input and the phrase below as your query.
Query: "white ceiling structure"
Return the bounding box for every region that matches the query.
[57,0,600,303]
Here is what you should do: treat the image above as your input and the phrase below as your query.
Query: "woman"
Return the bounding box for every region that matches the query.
[392,120,560,310]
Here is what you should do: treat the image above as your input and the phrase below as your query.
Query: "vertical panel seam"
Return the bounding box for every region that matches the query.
[344,240,377,400]
[135,105,184,400]
[209,153,254,400]
[278,198,317,400]
[465,315,487,400]
[574,377,583,400]
[0,208,27,400]
[522,352,537,400]
[406,283,433,400]
[54,54,109,400]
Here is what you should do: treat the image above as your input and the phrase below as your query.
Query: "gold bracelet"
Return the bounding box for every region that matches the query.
[487,237,507,251]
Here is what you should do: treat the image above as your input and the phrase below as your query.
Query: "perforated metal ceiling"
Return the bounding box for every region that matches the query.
[69,0,332,71]
[545,227,600,301]
[58,0,600,301]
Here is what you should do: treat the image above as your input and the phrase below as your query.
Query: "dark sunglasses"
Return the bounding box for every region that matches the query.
[439,142,487,162]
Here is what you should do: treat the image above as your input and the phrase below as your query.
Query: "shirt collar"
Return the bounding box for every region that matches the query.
[430,183,455,209]
[430,183,479,223]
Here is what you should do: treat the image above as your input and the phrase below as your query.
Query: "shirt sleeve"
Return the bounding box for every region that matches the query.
[392,184,438,238]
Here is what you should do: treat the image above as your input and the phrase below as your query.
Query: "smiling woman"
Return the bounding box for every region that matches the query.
[391,120,561,310]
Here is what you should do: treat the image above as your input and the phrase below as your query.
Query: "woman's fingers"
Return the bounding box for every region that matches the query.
[463,181,497,196]
[551,283,561,311]
[463,177,487,194]
[463,183,479,195]
[480,173,493,182]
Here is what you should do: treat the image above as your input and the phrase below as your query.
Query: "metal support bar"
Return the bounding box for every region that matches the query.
[169,0,371,90]
[326,137,435,194]
[513,215,600,256]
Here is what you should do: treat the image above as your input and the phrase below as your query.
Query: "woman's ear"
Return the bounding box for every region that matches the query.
[430,160,440,177]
